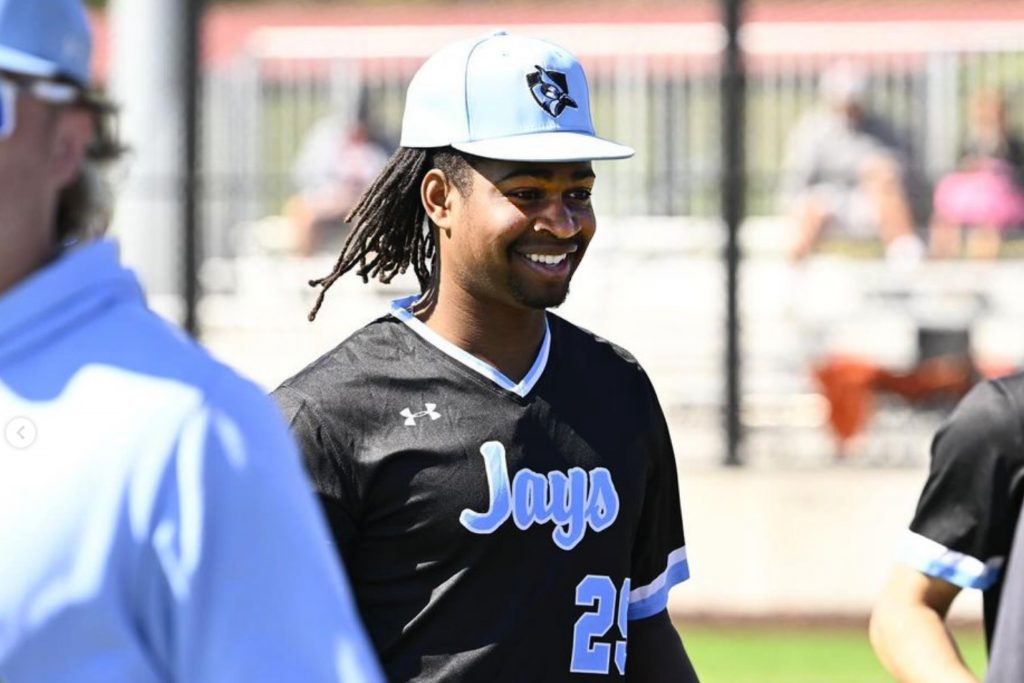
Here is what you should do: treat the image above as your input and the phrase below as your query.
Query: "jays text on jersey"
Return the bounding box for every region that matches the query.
[0,240,381,682]
[275,295,690,681]
[899,373,1024,644]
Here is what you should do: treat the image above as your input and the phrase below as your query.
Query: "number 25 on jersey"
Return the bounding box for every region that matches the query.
[571,576,630,675]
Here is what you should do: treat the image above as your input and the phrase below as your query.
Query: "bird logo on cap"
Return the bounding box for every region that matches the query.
[526,66,578,118]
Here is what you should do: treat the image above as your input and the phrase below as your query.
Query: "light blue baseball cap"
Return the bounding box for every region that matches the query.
[0,0,92,86]
[400,31,633,162]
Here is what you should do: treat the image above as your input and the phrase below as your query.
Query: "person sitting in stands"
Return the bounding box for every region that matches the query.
[779,62,922,264]
[285,112,390,257]
[930,90,1024,259]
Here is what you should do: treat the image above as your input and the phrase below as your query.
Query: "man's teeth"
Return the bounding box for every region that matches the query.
[525,253,568,265]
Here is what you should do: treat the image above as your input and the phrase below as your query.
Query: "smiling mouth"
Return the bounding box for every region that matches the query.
[524,253,569,266]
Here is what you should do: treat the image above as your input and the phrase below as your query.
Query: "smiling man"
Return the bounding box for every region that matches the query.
[275,31,698,682]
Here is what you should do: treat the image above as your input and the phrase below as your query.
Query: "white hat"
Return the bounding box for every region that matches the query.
[400,31,633,162]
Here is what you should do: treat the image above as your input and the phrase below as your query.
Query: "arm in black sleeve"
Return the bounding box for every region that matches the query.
[907,377,1024,588]
[272,385,360,557]
[626,610,699,682]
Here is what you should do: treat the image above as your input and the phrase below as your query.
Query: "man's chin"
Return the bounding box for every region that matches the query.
[512,285,571,311]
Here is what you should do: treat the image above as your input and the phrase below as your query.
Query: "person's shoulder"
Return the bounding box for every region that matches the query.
[113,304,285,431]
[274,315,413,412]
[65,293,230,407]
[549,314,639,360]
[548,314,651,385]
[934,372,1024,464]
[61,297,296,477]
[952,373,1024,427]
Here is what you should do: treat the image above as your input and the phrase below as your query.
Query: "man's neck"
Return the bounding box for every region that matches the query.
[417,290,547,384]
[0,227,54,296]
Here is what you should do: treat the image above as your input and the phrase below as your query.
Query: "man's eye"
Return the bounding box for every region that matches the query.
[568,189,592,202]
[508,189,542,201]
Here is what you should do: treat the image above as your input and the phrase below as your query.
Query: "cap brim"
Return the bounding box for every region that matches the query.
[453,131,634,162]
[0,45,61,80]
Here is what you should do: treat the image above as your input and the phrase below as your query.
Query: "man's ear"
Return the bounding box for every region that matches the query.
[50,108,92,189]
[422,168,454,236]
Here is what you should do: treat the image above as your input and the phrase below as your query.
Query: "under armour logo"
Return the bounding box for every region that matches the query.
[400,403,441,426]
[526,66,578,118]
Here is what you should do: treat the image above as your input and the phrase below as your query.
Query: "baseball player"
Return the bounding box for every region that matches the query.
[274,31,698,681]
[0,1,382,681]
[870,374,1024,682]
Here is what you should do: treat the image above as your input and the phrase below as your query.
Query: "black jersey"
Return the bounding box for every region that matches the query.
[986,497,1024,682]
[902,373,1024,643]
[273,296,689,682]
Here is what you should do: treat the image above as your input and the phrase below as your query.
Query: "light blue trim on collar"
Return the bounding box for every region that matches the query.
[389,295,550,398]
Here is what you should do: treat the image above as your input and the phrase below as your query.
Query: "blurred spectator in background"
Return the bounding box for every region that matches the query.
[779,62,923,264]
[284,106,390,256]
[930,90,1024,259]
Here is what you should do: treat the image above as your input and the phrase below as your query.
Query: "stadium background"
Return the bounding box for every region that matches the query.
[91,1,1024,679]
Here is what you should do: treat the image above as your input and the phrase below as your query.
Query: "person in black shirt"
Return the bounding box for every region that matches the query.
[870,374,1024,682]
[274,31,698,682]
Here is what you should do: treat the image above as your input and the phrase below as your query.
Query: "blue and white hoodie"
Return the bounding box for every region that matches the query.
[0,241,382,683]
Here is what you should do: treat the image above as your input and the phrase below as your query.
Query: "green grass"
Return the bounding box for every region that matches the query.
[678,624,987,683]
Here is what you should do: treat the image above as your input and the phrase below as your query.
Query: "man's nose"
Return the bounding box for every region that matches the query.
[534,198,579,238]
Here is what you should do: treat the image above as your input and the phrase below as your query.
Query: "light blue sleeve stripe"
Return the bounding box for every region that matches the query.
[909,556,1002,590]
[899,530,1004,591]
[627,559,691,620]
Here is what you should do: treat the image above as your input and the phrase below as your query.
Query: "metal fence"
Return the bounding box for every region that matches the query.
[187,20,1024,465]
[198,20,1024,260]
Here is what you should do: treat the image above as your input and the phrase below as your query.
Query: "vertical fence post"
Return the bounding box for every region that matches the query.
[722,0,746,466]
[182,0,203,338]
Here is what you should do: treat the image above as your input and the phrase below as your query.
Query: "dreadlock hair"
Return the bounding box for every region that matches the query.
[307,145,472,321]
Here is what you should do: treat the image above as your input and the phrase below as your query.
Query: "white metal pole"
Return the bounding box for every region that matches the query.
[108,0,185,314]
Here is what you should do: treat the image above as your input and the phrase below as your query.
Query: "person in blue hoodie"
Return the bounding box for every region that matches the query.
[0,2,383,681]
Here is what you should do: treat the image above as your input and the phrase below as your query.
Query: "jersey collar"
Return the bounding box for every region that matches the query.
[389,295,550,398]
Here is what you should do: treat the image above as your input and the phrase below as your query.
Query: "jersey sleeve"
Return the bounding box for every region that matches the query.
[626,376,689,621]
[901,378,1024,590]
[273,385,361,555]
[135,376,383,682]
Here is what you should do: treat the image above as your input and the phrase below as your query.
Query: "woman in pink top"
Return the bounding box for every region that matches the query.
[931,90,1024,258]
